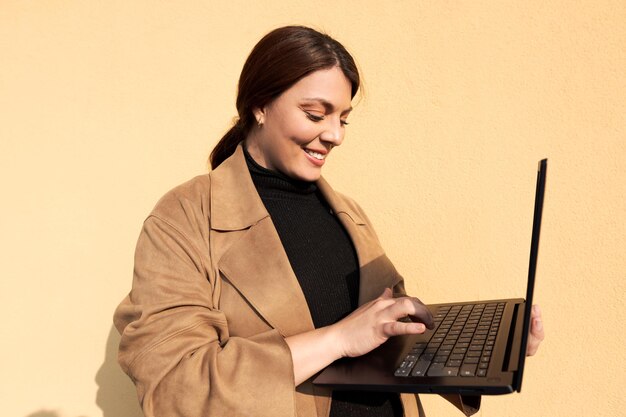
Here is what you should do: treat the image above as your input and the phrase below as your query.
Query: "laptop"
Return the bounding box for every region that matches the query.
[313,159,547,395]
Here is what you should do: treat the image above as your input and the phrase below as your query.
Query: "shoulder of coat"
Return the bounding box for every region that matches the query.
[147,174,212,227]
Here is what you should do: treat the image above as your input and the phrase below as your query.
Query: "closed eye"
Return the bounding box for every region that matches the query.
[304,111,324,122]
[305,111,349,127]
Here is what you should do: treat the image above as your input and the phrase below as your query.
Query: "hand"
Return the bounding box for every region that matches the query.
[331,288,435,358]
[526,304,545,356]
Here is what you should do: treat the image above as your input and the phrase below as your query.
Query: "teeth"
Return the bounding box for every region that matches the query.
[304,149,325,160]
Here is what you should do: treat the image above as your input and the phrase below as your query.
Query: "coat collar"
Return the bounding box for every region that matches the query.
[316,176,365,225]
[209,144,269,231]
[209,144,365,231]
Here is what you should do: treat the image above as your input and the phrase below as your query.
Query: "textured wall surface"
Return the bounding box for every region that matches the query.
[1,1,624,416]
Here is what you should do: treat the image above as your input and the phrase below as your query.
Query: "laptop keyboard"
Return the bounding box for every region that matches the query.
[394,302,505,377]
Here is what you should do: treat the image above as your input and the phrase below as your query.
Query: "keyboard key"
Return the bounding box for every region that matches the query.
[447,359,462,367]
[411,359,431,376]
[428,366,459,377]
[428,362,445,371]
[460,364,477,376]
[395,367,411,377]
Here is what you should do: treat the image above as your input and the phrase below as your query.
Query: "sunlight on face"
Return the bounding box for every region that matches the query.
[246,66,353,182]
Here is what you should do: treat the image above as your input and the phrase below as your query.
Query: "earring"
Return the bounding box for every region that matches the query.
[257,119,263,127]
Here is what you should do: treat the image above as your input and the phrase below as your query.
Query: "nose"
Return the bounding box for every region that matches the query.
[319,119,344,148]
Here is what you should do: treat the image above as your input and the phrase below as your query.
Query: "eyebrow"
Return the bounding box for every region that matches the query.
[301,97,353,115]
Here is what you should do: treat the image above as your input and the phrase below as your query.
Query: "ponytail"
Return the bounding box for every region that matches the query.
[209,118,250,169]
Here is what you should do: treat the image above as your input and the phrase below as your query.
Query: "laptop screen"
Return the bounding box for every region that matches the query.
[515,158,547,391]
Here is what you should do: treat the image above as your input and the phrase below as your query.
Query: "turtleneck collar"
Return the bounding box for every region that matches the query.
[243,144,318,196]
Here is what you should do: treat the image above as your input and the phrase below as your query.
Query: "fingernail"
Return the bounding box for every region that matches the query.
[535,318,543,331]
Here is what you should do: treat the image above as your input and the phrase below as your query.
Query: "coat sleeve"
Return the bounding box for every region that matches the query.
[113,215,296,417]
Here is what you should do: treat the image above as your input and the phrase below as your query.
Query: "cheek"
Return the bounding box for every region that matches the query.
[266,108,320,146]
[283,120,320,144]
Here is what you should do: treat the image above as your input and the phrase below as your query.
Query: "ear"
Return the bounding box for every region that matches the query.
[252,106,266,126]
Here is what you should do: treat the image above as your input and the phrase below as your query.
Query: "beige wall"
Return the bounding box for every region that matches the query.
[1,1,624,416]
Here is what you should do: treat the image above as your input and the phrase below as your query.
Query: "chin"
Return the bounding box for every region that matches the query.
[295,173,321,182]
[289,167,322,182]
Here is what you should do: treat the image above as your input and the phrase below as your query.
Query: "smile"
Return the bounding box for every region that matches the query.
[304,149,326,160]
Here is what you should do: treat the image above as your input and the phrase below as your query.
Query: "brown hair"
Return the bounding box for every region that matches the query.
[209,25,360,169]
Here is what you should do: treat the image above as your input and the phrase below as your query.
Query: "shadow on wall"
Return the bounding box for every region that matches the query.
[95,325,144,417]
[24,327,142,417]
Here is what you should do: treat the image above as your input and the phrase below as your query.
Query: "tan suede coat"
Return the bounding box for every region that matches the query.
[114,145,479,417]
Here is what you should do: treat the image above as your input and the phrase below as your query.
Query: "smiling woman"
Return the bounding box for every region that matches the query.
[113,25,542,417]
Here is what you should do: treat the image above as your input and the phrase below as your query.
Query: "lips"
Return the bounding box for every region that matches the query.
[303,148,327,167]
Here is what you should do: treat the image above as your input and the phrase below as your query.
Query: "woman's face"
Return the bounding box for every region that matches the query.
[246,66,353,182]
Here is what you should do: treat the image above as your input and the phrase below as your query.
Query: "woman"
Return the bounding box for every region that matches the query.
[114,26,544,417]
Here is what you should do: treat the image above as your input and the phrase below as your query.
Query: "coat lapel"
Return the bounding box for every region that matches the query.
[210,145,314,337]
[217,218,316,337]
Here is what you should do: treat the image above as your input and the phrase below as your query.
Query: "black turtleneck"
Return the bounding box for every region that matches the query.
[244,147,402,417]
